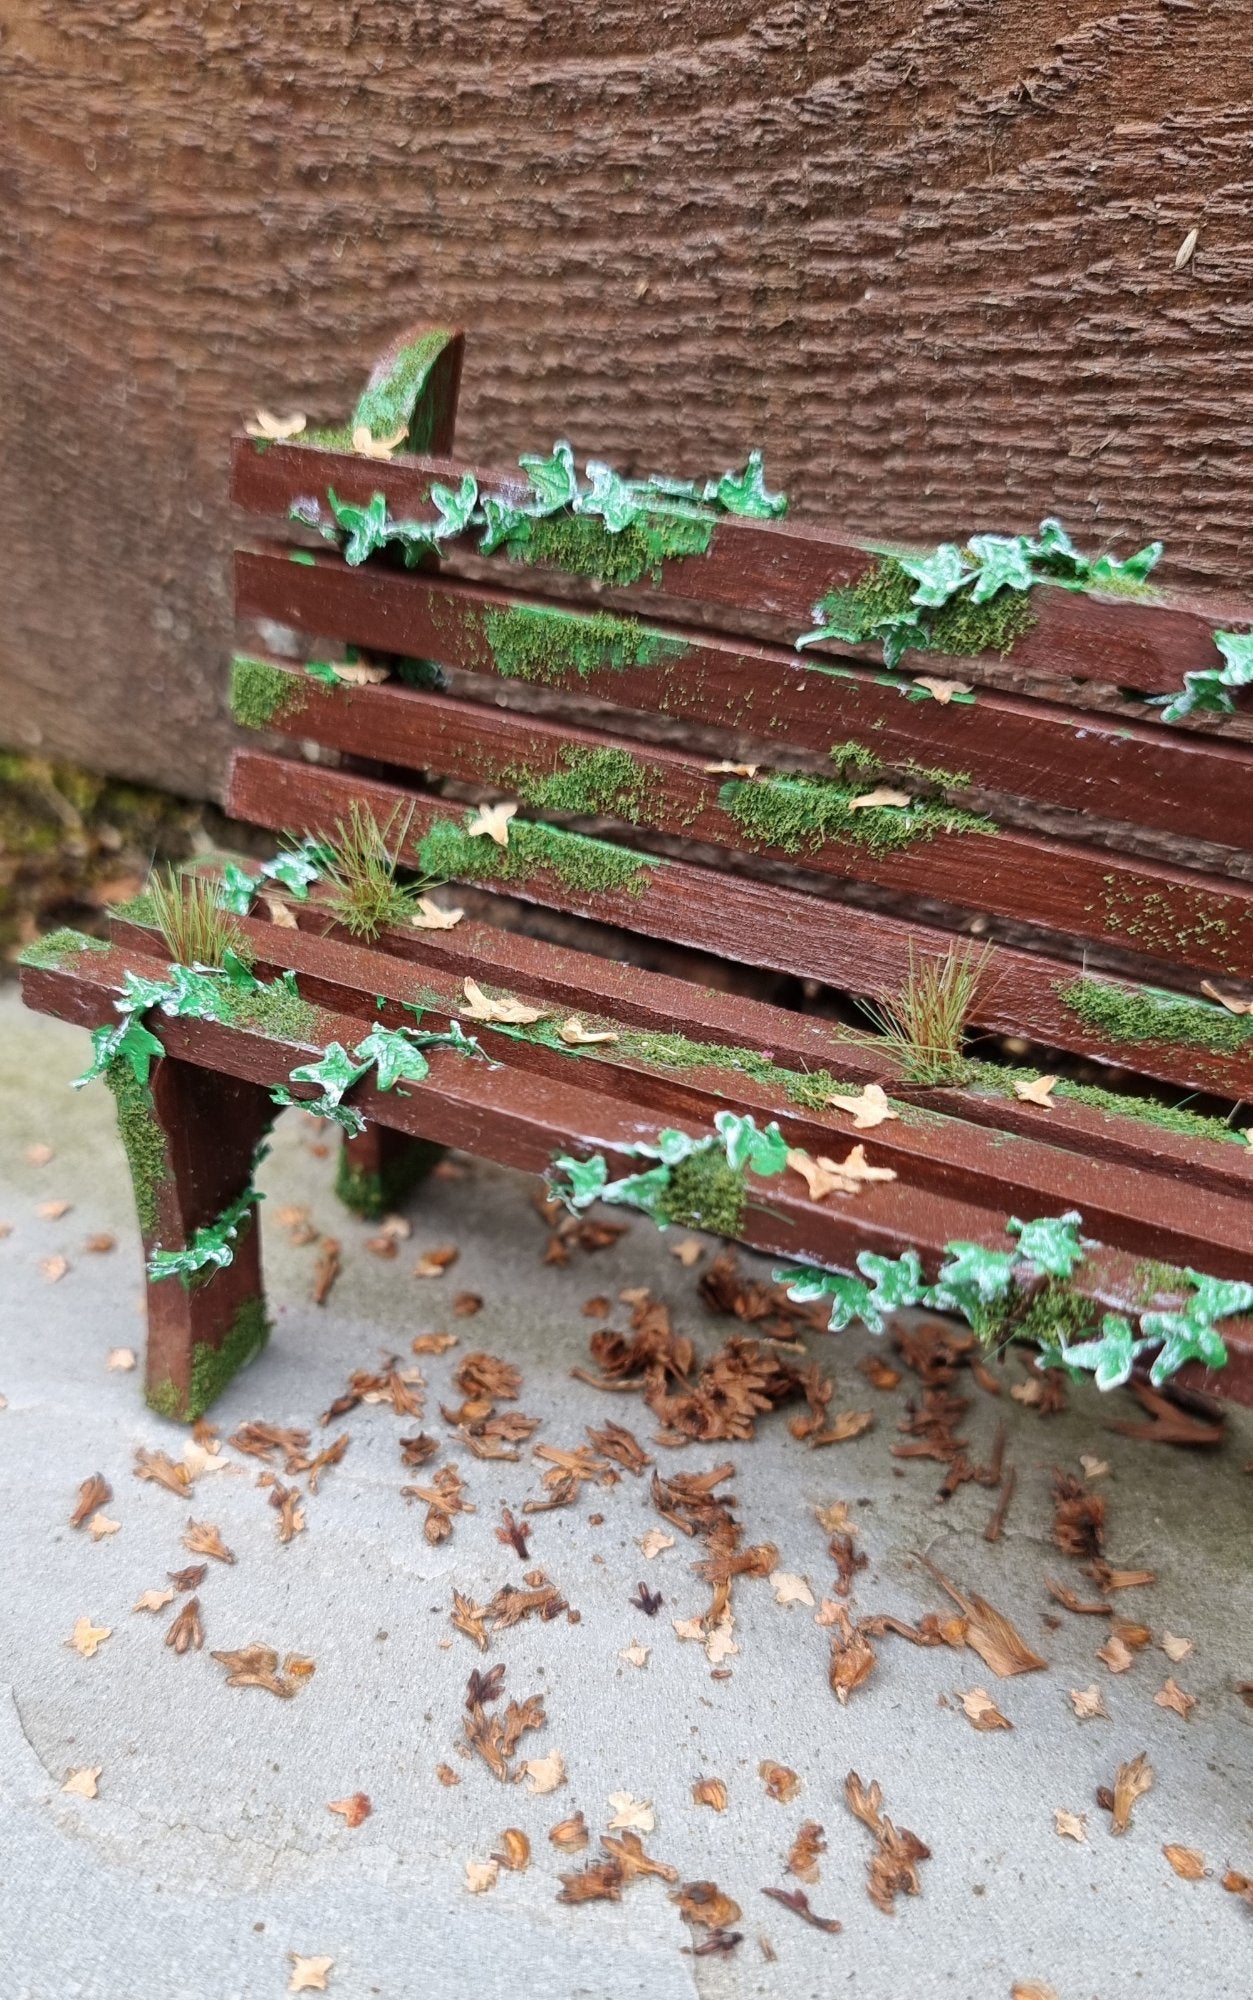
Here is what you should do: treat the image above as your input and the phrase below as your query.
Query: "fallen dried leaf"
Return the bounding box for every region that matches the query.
[693,1777,728,1812]
[1054,1808,1088,1843]
[66,1617,111,1658]
[1014,1074,1058,1107]
[1097,1635,1134,1675]
[412,1330,458,1355]
[26,1142,54,1164]
[1154,1677,1196,1720]
[849,787,912,811]
[105,1347,136,1371]
[464,1857,499,1894]
[328,1793,372,1828]
[522,1752,566,1795]
[824,1082,899,1130]
[639,1528,675,1560]
[1108,1751,1154,1834]
[211,1643,300,1698]
[133,1588,176,1614]
[957,1687,1012,1732]
[1079,1452,1109,1480]
[1200,978,1252,1015]
[843,1772,930,1913]
[704,759,759,777]
[61,1766,101,1798]
[921,1557,1047,1677]
[70,1473,111,1529]
[1163,1844,1207,1879]
[287,1953,334,1993]
[311,1237,341,1305]
[465,802,517,849]
[40,1255,69,1283]
[606,1792,655,1833]
[82,1232,116,1254]
[761,1885,842,1933]
[809,1408,875,1447]
[165,1597,204,1653]
[461,976,545,1024]
[1160,1631,1194,1663]
[769,1571,814,1609]
[759,1762,801,1804]
[245,408,306,440]
[670,1237,705,1266]
[787,1819,827,1882]
[1069,1683,1108,1720]
[619,1639,650,1669]
[168,1563,206,1592]
[786,1145,896,1203]
[673,1881,743,1929]
[1011,1984,1060,2000]
[434,1763,461,1788]
[558,1015,619,1046]
[549,1812,589,1849]
[183,1519,235,1564]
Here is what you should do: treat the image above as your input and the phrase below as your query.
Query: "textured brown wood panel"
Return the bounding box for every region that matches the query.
[4,0,1252,795]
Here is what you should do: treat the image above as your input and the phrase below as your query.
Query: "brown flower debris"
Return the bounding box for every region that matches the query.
[461,1665,546,1782]
[452,1409,543,1462]
[168,1563,207,1592]
[918,1556,1046,1677]
[493,1828,530,1871]
[693,1777,728,1812]
[1069,1684,1108,1720]
[787,1821,827,1882]
[210,1644,307,1698]
[1086,1560,1156,1593]
[531,1443,618,1506]
[1052,1470,1105,1560]
[230,1422,310,1468]
[452,1291,483,1317]
[267,1481,307,1544]
[1046,1577,1112,1616]
[585,1420,652,1475]
[761,1886,842,1934]
[183,1519,235,1564]
[435,1763,461,1788]
[319,1357,422,1424]
[759,1762,802,1803]
[549,1812,589,1849]
[70,1473,111,1528]
[328,1793,372,1828]
[956,1687,1012,1731]
[1099,1751,1154,1834]
[631,1583,663,1617]
[672,1881,743,1930]
[415,1245,460,1279]
[1221,1869,1253,1905]
[1097,1634,1135,1674]
[399,1432,439,1468]
[1106,1383,1225,1447]
[1163,1845,1207,1879]
[827,1605,877,1705]
[134,1588,176,1614]
[133,1448,192,1496]
[165,1597,204,1654]
[454,1351,521,1401]
[698,1249,825,1340]
[844,1772,931,1914]
[403,1463,474,1543]
[1154,1677,1197,1720]
[311,1237,341,1305]
[495,1506,531,1558]
[412,1330,458,1355]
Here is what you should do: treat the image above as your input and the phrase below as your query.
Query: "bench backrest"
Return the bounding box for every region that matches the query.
[227,324,1253,1114]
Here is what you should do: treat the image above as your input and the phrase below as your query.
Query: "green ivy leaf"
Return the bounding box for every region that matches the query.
[1138,1308,1229,1386]
[478,494,532,554]
[928,1240,1017,1315]
[218,863,259,914]
[1008,1210,1085,1279]
[260,838,330,899]
[577,461,641,534]
[429,472,480,540]
[352,1025,431,1094]
[147,1181,262,1286]
[1087,541,1163,589]
[965,534,1036,603]
[856,1248,927,1315]
[74,1012,166,1089]
[1056,1313,1150,1392]
[714,1111,787,1177]
[776,1265,884,1333]
[550,1153,609,1210]
[599,1163,675,1219]
[898,543,974,609]
[700,450,787,520]
[1179,1269,1253,1324]
[519,442,578,516]
[283,1040,371,1112]
[328,489,390,566]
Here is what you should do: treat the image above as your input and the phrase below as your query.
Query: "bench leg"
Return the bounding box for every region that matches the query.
[106,1056,276,1422]
[335,1125,446,1221]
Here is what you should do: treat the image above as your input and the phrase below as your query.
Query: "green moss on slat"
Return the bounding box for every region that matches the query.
[146,1297,271,1424]
[828,739,972,792]
[221,977,322,1044]
[504,510,714,587]
[976,1278,1101,1350]
[656,1148,747,1236]
[230,656,309,732]
[18,928,110,970]
[481,602,689,686]
[105,1059,170,1239]
[110,889,162,928]
[350,330,455,449]
[821,557,1038,658]
[334,1136,446,1219]
[416,815,651,898]
[1057,978,1253,1056]
[503,747,665,822]
[718,772,995,858]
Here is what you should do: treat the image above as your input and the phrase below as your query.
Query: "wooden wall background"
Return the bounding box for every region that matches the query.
[3,0,1251,801]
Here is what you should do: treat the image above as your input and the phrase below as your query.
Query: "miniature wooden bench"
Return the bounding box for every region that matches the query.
[20,322,1253,1418]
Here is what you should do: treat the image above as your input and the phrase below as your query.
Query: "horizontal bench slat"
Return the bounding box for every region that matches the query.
[119,904,1247,1277]
[230,434,1251,697]
[23,946,1253,1405]
[242,662,1253,982]
[235,549,1253,852]
[226,747,1253,1102]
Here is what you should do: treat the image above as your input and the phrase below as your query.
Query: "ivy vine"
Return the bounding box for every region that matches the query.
[549,1111,788,1223]
[1156,629,1253,723]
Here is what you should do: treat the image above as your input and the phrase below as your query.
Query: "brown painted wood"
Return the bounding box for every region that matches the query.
[232,437,1252,699]
[227,747,1253,1104]
[21,947,1253,1408]
[235,550,1253,853]
[241,659,1253,981]
[109,902,1253,1207]
[129,903,1253,1279]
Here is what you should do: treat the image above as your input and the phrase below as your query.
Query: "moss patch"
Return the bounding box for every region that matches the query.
[718,772,995,858]
[146,1297,271,1424]
[502,747,665,822]
[106,1059,169,1238]
[417,815,652,899]
[17,928,110,970]
[504,510,714,588]
[109,889,162,929]
[351,330,456,451]
[656,1149,747,1236]
[976,1278,1102,1353]
[1058,978,1253,1057]
[481,602,688,686]
[223,976,322,1045]
[829,739,972,793]
[821,557,1039,658]
[334,1135,447,1219]
[230,656,309,732]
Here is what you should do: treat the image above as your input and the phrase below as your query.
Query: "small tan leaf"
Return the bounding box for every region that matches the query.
[434,1763,461,1787]
[638,1528,674,1560]
[703,759,759,777]
[465,801,517,848]
[40,1255,69,1284]
[106,1348,137,1371]
[1199,979,1252,1015]
[1054,1808,1087,1843]
[956,1687,1012,1732]
[1014,1074,1058,1107]
[759,1762,802,1803]
[261,894,299,927]
[692,1777,727,1812]
[558,1016,618,1046]
[245,409,306,441]
[606,1792,655,1832]
[287,1954,334,1993]
[1011,1984,1060,2000]
[1153,1677,1196,1720]
[1069,1683,1108,1721]
[494,1828,531,1871]
[669,1237,704,1266]
[704,1613,739,1666]
[1174,226,1199,270]
[37,1198,72,1220]
[414,1245,459,1279]
[460,977,546,1025]
[522,1752,566,1795]
[824,1082,898,1130]
[411,896,464,931]
[912,675,972,704]
[848,787,912,811]
[465,1857,499,1894]
[87,1513,120,1541]
[549,1812,589,1848]
[328,1792,372,1828]
[1097,1634,1134,1675]
[351,422,406,459]
[769,1571,815,1609]
[67,1617,111,1659]
[71,1473,112,1529]
[1079,1453,1109,1480]
[62,1765,102,1798]
[1110,1751,1154,1834]
[133,1588,176,1614]
[1163,1844,1207,1879]
[786,1145,896,1203]
[183,1519,235,1564]
[1160,1631,1193,1663]
[619,1639,650,1669]
[332,658,389,686]
[26,1142,54,1165]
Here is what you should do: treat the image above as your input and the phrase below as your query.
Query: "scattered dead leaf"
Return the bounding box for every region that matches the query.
[1154,1677,1196,1720]
[1107,1751,1154,1834]
[328,1792,371,1829]
[61,1765,101,1798]
[1054,1808,1088,1843]
[414,1246,460,1279]
[769,1571,814,1609]
[672,1881,743,1930]
[287,1953,334,1993]
[70,1473,111,1529]
[1200,978,1253,1015]
[843,1772,930,1914]
[106,1347,136,1371]
[759,1762,801,1804]
[1014,1075,1058,1107]
[245,408,306,440]
[168,1563,206,1592]
[465,801,517,848]
[1160,1631,1194,1663]
[211,1644,303,1698]
[761,1885,842,1934]
[40,1255,69,1283]
[351,422,406,458]
[165,1596,204,1654]
[787,1820,826,1883]
[66,1617,111,1658]
[311,1237,341,1305]
[619,1639,650,1669]
[1097,1635,1134,1675]
[693,1777,728,1812]
[1069,1684,1108,1720]
[1163,1844,1207,1879]
[522,1752,566,1795]
[920,1556,1046,1677]
[639,1528,675,1560]
[824,1082,899,1130]
[434,1763,461,1788]
[549,1812,589,1849]
[606,1792,655,1833]
[183,1519,235,1564]
[133,1588,176,1614]
[849,787,911,811]
[957,1687,1012,1732]
[786,1145,896,1203]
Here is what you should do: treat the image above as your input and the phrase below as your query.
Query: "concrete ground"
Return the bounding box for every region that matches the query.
[1,986,1250,2000]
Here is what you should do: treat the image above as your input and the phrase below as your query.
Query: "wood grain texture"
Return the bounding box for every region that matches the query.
[4,0,1253,793]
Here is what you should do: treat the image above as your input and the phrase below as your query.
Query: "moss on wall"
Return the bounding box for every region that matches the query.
[417,815,652,899]
[1058,978,1253,1056]
[821,557,1038,658]
[718,771,994,859]
[502,747,665,822]
[351,329,454,448]
[503,510,714,587]
[480,601,688,686]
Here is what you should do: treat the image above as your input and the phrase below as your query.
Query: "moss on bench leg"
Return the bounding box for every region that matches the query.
[148,1293,271,1423]
[106,1059,171,1239]
[335,1126,446,1220]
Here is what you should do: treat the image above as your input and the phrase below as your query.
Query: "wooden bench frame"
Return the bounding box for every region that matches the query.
[20,323,1253,1418]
